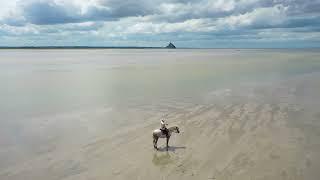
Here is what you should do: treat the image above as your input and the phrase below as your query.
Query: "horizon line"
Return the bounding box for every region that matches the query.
[0,46,319,49]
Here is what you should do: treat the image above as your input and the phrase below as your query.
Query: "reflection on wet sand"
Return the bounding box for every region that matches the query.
[152,152,172,167]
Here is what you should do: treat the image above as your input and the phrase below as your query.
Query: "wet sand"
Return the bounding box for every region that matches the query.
[0,49,320,180]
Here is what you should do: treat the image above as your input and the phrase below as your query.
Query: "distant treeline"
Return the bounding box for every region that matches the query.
[0,46,166,49]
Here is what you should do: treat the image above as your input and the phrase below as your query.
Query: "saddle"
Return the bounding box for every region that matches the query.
[161,128,169,137]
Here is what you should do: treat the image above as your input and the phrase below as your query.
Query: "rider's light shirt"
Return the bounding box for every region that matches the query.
[160,120,167,130]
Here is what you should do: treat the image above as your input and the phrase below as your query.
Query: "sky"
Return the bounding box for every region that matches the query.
[0,0,319,48]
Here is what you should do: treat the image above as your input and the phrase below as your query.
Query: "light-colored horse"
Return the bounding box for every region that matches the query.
[153,126,180,151]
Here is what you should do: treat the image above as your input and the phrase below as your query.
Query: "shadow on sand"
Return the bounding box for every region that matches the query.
[157,146,186,152]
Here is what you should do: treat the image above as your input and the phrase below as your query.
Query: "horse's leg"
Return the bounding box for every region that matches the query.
[155,137,158,150]
[153,137,156,149]
[166,137,170,151]
[153,136,158,150]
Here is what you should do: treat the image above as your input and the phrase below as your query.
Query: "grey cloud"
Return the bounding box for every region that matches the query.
[2,17,26,27]
[282,16,320,29]
[7,0,278,25]
[4,0,320,27]
[99,0,155,17]
[17,0,156,25]
[21,1,80,25]
[250,15,320,30]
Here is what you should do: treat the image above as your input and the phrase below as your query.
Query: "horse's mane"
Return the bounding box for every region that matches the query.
[168,126,178,130]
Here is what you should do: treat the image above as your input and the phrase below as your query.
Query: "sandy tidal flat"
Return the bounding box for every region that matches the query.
[0,49,320,180]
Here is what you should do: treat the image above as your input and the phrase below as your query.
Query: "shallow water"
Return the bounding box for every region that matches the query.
[1,49,319,116]
[0,49,320,179]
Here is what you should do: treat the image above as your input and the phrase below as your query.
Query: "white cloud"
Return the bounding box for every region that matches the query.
[206,0,236,12]
[217,4,288,29]
[158,3,192,15]
[0,0,19,18]
[0,23,38,35]
[125,19,216,34]
[94,4,288,36]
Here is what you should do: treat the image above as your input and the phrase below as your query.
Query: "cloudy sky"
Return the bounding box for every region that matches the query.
[0,0,319,47]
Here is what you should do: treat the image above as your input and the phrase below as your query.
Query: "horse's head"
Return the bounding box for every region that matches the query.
[168,126,180,133]
[175,126,180,133]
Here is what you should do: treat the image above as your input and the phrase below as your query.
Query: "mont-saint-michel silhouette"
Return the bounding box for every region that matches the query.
[165,42,176,49]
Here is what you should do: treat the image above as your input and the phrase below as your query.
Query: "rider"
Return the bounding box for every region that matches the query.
[160,119,169,137]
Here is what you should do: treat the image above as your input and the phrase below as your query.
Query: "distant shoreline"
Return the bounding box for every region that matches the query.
[0,46,319,50]
[0,46,164,49]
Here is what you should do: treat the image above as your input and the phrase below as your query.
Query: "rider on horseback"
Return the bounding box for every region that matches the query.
[160,119,169,138]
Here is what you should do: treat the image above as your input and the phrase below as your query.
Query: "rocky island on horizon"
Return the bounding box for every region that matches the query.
[165,42,176,49]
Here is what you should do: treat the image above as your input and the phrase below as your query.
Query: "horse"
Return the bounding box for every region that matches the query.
[153,126,180,151]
